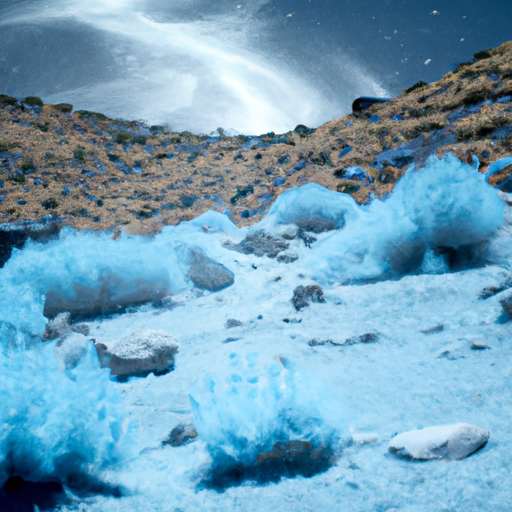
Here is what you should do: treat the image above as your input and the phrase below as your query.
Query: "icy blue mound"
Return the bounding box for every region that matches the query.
[0,341,124,490]
[189,353,344,487]
[304,155,505,282]
[258,183,358,232]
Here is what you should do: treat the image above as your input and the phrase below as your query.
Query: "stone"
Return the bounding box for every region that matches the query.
[95,329,179,378]
[292,285,326,311]
[188,249,234,292]
[71,323,91,336]
[54,333,90,371]
[276,250,298,263]
[421,324,444,334]
[44,312,72,340]
[500,295,512,319]
[206,440,336,489]
[44,270,171,319]
[471,341,489,350]
[162,422,198,447]
[225,319,243,329]
[44,313,91,340]
[389,423,490,461]
[344,332,379,345]
[227,231,289,258]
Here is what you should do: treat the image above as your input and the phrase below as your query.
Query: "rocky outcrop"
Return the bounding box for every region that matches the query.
[95,329,178,378]
[389,423,490,461]
[187,249,234,292]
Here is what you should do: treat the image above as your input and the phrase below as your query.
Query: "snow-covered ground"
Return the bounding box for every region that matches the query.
[2,155,512,511]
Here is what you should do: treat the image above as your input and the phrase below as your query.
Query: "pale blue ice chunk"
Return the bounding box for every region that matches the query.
[306,155,504,282]
[485,156,512,181]
[257,183,359,231]
[189,355,344,467]
[0,341,125,487]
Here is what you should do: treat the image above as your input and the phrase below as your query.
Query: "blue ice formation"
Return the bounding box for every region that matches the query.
[306,154,504,282]
[0,341,124,489]
[485,156,512,181]
[259,183,357,231]
[189,354,343,471]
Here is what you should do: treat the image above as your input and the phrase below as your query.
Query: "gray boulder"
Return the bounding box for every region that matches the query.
[227,231,289,258]
[95,329,179,378]
[43,270,171,320]
[188,249,234,292]
[162,422,198,447]
[389,423,489,461]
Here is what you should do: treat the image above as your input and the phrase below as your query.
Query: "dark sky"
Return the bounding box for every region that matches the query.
[0,0,511,132]
[253,0,512,94]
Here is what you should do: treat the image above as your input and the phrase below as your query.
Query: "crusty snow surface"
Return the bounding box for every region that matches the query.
[2,156,512,511]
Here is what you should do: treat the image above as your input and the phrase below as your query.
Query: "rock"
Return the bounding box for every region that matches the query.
[292,285,326,311]
[95,329,179,378]
[207,440,336,489]
[71,323,91,336]
[276,250,298,263]
[421,324,444,334]
[309,333,378,347]
[499,295,512,319]
[45,313,91,340]
[187,249,234,292]
[344,332,379,345]
[479,284,510,299]
[292,217,338,234]
[162,422,198,447]
[43,271,171,320]
[389,423,490,461]
[227,231,289,258]
[225,319,243,329]
[54,333,90,371]
[471,341,489,350]
[45,312,72,340]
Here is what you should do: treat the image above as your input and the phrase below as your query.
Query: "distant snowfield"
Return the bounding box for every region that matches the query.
[2,156,512,510]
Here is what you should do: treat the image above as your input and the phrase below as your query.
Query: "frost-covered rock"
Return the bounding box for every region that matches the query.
[95,329,179,378]
[45,312,91,340]
[277,250,298,263]
[389,423,490,461]
[292,285,326,310]
[54,332,90,371]
[227,231,289,258]
[162,422,198,447]
[188,249,234,292]
[44,271,171,319]
[45,312,72,340]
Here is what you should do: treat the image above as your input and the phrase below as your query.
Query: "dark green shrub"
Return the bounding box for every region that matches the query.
[404,81,428,95]
[42,198,59,210]
[23,96,44,107]
[0,95,18,106]
[53,103,73,113]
